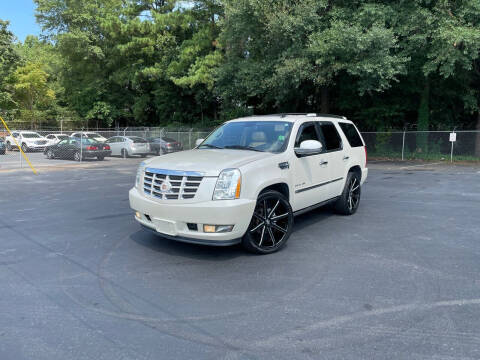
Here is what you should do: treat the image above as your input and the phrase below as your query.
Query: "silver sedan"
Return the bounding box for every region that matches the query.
[105,136,150,158]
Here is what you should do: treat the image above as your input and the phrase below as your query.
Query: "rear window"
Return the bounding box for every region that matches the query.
[129,136,147,143]
[339,122,364,147]
[162,137,177,142]
[22,133,41,138]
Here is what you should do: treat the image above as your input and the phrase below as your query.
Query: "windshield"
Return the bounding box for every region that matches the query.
[22,133,41,138]
[199,121,293,153]
[58,135,69,140]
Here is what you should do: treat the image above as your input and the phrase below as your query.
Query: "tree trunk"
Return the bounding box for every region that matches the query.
[416,79,430,153]
[475,112,480,157]
[321,87,329,113]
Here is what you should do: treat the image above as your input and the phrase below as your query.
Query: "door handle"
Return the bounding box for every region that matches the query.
[343,156,350,161]
[319,160,328,166]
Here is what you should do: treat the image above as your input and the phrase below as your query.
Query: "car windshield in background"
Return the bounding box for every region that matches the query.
[85,133,102,138]
[200,121,293,153]
[22,133,41,138]
[129,137,147,143]
[58,135,69,140]
[78,138,95,144]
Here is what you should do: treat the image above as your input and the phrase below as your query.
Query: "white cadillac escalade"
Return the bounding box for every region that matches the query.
[129,113,368,254]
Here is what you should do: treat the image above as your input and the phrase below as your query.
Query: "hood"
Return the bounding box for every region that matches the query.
[144,149,272,176]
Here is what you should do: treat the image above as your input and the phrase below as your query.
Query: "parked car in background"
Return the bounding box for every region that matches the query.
[5,131,48,152]
[45,133,70,146]
[148,137,183,155]
[105,136,150,158]
[0,138,5,154]
[44,138,111,161]
[71,132,107,143]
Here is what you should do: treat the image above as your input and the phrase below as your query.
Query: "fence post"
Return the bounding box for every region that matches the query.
[401,131,406,161]
[189,128,192,150]
[450,127,456,163]
[80,132,83,162]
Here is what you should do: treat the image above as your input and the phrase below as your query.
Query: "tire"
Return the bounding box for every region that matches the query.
[242,190,294,254]
[21,143,29,153]
[97,156,104,161]
[140,154,147,158]
[334,171,361,215]
[46,149,54,159]
[121,149,128,158]
[74,151,81,162]
[6,141,12,151]
[155,149,160,156]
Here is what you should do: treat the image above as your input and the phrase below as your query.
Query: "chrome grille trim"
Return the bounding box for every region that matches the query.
[143,168,203,200]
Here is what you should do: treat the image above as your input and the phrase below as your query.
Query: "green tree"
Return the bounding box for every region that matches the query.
[0,20,19,114]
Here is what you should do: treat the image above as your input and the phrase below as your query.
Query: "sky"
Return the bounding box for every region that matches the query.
[0,0,41,42]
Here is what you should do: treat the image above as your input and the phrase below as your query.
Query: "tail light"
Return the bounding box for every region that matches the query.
[166,143,172,148]
[104,145,110,150]
[364,146,368,167]
[86,146,98,151]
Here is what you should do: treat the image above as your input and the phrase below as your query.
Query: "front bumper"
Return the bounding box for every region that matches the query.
[129,187,256,245]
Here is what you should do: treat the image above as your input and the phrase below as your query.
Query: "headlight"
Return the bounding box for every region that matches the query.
[213,169,241,200]
[136,161,147,188]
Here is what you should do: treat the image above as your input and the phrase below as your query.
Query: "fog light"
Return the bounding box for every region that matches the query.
[203,225,234,233]
[203,225,216,233]
[135,211,141,219]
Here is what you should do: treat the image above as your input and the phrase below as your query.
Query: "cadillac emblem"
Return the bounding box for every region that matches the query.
[160,180,172,194]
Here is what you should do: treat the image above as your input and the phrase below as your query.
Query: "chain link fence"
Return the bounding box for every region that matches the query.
[1,125,479,172]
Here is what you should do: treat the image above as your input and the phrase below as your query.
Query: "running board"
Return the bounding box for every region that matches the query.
[293,196,340,216]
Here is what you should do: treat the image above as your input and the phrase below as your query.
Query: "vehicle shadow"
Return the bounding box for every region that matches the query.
[130,230,249,261]
[291,206,335,233]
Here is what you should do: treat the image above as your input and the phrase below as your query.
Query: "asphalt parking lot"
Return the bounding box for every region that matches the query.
[1,161,480,359]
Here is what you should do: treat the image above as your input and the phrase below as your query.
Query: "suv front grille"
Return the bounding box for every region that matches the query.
[143,169,203,200]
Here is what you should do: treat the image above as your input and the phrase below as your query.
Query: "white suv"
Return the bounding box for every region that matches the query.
[129,114,368,254]
[5,131,49,152]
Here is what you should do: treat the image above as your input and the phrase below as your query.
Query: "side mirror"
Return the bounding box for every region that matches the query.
[294,140,323,157]
[195,138,204,147]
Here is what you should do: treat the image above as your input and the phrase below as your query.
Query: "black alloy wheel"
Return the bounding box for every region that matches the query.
[334,172,361,215]
[242,190,293,254]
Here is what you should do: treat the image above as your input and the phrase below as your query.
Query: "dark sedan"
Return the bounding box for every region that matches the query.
[0,138,5,155]
[44,138,111,161]
[148,137,183,155]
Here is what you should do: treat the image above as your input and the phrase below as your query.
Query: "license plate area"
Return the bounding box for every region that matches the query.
[153,219,176,236]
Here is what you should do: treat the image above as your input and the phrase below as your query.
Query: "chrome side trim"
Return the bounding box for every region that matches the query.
[146,168,205,177]
[295,177,343,194]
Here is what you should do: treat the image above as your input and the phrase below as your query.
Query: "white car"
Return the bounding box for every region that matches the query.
[129,114,368,254]
[5,131,49,152]
[105,136,150,158]
[71,132,107,143]
[45,133,70,146]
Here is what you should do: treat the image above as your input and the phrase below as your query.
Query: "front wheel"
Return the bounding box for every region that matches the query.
[121,149,129,158]
[46,149,54,159]
[242,190,294,254]
[21,143,28,153]
[6,141,12,151]
[334,172,361,215]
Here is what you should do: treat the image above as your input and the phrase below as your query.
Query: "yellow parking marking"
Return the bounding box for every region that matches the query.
[0,116,38,174]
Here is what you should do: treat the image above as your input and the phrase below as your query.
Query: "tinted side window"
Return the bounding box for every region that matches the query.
[295,123,321,148]
[339,122,363,147]
[320,123,342,151]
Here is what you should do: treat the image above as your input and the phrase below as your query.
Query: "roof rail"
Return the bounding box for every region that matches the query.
[277,113,347,120]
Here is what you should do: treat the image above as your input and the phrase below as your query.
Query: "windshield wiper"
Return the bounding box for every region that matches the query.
[224,145,264,152]
[198,144,223,149]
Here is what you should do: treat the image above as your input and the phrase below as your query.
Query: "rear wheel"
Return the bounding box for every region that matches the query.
[140,154,147,158]
[6,141,12,151]
[334,172,361,215]
[121,149,129,158]
[155,149,160,156]
[46,149,54,159]
[74,151,81,162]
[242,190,293,254]
[97,155,105,161]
